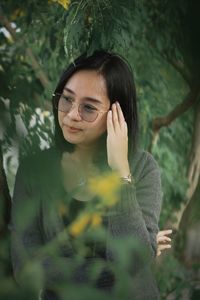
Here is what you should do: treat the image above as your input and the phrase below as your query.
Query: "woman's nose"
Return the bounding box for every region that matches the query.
[65,103,82,121]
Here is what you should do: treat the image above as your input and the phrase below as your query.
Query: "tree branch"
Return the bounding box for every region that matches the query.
[26,48,50,89]
[152,87,200,131]
[0,5,50,90]
[162,51,192,87]
[148,87,200,152]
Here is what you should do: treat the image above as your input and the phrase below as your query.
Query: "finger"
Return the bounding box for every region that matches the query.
[116,102,128,137]
[157,236,171,243]
[156,232,172,239]
[117,102,128,134]
[157,229,173,237]
[107,110,114,135]
[157,250,161,257]
[116,102,125,126]
[112,103,120,132]
[158,244,171,251]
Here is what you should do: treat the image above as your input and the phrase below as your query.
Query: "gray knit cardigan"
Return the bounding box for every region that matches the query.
[10,147,162,300]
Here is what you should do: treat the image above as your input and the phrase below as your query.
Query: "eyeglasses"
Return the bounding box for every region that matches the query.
[53,93,109,122]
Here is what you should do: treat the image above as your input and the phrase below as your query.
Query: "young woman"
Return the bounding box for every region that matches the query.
[11,50,164,299]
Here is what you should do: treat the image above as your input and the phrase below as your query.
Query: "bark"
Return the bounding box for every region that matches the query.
[0,142,12,275]
[172,176,200,263]
[167,181,200,300]
[175,101,200,266]
[186,100,200,199]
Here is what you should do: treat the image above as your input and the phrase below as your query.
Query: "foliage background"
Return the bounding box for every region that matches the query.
[0,0,200,299]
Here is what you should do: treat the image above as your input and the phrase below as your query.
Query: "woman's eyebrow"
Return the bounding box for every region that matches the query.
[64,87,102,104]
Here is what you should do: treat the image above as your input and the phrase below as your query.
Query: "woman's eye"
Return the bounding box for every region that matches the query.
[62,95,73,102]
[83,104,97,112]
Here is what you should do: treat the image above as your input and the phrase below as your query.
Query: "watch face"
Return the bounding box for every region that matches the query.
[121,174,132,184]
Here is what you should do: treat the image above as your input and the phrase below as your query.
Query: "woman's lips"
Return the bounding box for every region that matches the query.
[66,125,82,133]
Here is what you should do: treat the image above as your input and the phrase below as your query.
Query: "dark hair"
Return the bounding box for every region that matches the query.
[52,50,139,168]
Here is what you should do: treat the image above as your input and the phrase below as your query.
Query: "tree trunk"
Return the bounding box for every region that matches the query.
[164,99,200,231]
[0,142,12,275]
[178,179,200,266]
[164,100,200,299]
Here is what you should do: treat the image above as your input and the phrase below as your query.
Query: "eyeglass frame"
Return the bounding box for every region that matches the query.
[52,92,110,122]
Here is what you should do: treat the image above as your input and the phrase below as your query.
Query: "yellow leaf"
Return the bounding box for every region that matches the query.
[42,111,50,117]
[50,0,71,10]
[69,213,91,237]
[58,202,68,217]
[87,16,93,24]
[6,35,14,44]
[10,9,26,21]
[91,213,102,227]
[88,172,121,207]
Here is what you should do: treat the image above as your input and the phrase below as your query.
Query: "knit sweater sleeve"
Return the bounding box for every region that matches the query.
[107,151,162,263]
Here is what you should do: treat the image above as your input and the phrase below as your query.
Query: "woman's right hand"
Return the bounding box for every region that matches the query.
[156,229,172,257]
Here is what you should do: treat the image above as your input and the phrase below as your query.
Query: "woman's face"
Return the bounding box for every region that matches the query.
[58,70,110,147]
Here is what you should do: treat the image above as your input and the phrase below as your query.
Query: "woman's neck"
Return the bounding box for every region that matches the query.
[73,143,97,167]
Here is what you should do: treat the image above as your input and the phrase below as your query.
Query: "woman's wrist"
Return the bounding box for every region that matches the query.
[117,162,130,177]
[115,163,133,183]
[109,161,132,182]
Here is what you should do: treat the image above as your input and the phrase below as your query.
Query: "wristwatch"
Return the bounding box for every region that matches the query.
[120,173,133,184]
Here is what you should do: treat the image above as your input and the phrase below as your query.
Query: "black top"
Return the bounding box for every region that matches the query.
[62,196,108,259]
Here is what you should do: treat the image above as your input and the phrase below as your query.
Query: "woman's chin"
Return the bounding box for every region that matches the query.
[63,134,80,144]
[62,127,106,147]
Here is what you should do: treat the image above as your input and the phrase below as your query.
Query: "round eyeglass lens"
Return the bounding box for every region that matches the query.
[79,103,98,122]
[56,94,99,122]
[58,96,71,112]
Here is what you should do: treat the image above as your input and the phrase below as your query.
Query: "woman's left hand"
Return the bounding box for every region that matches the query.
[106,102,130,177]
[156,229,172,257]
